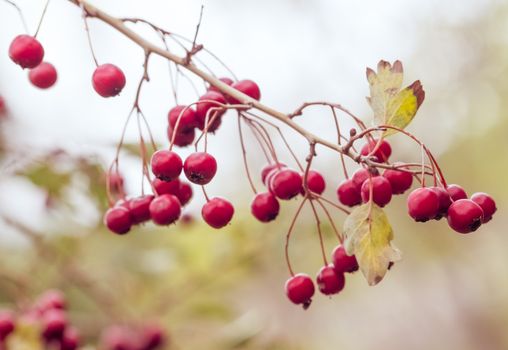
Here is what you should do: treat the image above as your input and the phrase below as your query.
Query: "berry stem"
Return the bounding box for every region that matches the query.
[2,0,29,33]
[236,115,257,194]
[285,198,307,277]
[34,0,51,38]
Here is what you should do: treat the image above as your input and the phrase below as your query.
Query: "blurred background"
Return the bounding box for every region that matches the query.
[0,0,507,349]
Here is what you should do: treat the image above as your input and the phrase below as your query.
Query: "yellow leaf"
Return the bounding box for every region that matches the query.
[343,203,401,286]
[366,60,425,136]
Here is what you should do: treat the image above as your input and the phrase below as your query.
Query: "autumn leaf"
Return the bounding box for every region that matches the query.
[366,60,425,136]
[343,203,402,286]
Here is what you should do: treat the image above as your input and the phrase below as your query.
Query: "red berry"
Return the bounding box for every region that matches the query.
[0,310,15,340]
[332,245,359,273]
[316,265,345,296]
[251,192,280,222]
[285,274,315,308]
[28,62,57,89]
[351,168,379,191]
[152,178,180,196]
[407,187,440,222]
[383,168,413,194]
[107,171,124,195]
[167,126,195,147]
[176,181,193,206]
[168,105,197,133]
[149,194,181,225]
[128,195,154,224]
[151,150,182,181]
[202,197,234,229]
[195,91,226,131]
[9,35,44,69]
[183,152,217,185]
[61,327,80,350]
[360,139,392,162]
[207,77,234,94]
[303,170,326,195]
[92,64,126,97]
[360,176,392,207]
[432,186,452,219]
[140,324,166,350]
[261,163,286,184]
[447,199,484,233]
[101,326,134,350]
[271,169,302,200]
[41,309,67,340]
[337,179,362,207]
[36,290,66,313]
[446,184,467,201]
[104,207,132,234]
[226,79,261,106]
[471,192,496,223]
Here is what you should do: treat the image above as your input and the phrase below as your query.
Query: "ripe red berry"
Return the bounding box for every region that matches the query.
[140,324,167,350]
[28,62,57,89]
[202,197,234,229]
[61,327,80,350]
[151,150,183,181]
[251,192,280,222]
[226,79,261,106]
[446,184,467,201]
[104,207,132,234]
[92,64,126,97]
[447,199,484,233]
[168,105,197,133]
[332,245,359,273]
[107,171,124,195]
[183,152,217,185]
[167,126,195,147]
[36,290,66,313]
[101,326,133,350]
[285,274,315,308]
[360,176,392,207]
[316,265,345,296]
[337,179,362,207]
[195,91,226,131]
[207,77,234,93]
[271,169,302,200]
[152,178,180,196]
[351,168,379,191]
[41,309,67,340]
[0,310,15,340]
[303,170,326,195]
[471,192,496,223]
[383,168,413,194]
[432,186,452,219]
[176,181,193,206]
[128,195,154,224]
[9,35,44,68]
[360,139,392,162]
[261,163,287,184]
[407,187,440,222]
[149,194,181,225]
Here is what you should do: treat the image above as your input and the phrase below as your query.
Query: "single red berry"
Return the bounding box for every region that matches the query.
[303,170,326,195]
[351,168,379,191]
[360,139,392,162]
[261,163,286,184]
[383,168,413,194]
[28,62,57,89]
[61,327,80,350]
[207,77,234,93]
[41,309,67,340]
[104,207,132,234]
[447,184,467,201]
[9,35,44,68]
[195,91,226,131]
[202,197,234,229]
[316,265,345,296]
[92,64,126,97]
[251,192,280,222]
[432,186,452,219]
[176,181,193,206]
[149,194,181,225]
[183,152,217,185]
[271,169,302,200]
[152,178,180,196]
[361,176,392,207]
[101,326,134,350]
[337,179,362,207]
[471,192,496,223]
[447,199,484,233]
[285,274,315,308]
[107,171,124,195]
[151,150,183,181]
[140,324,166,350]
[226,79,261,107]
[168,105,197,133]
[0,310,15,340]
[332,245,359,274]
[167,126,195,147]
[407,187,440,222]
[128,195,154,224]
[36,290,66,313]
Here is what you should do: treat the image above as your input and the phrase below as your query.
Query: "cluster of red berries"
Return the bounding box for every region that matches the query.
[0,290,79,350]
[8,35,58,89]
[100,324,166,350]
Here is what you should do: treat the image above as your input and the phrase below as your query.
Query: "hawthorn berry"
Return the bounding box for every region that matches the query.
[61,327,80,350]
[168,105,197,133]
[128,195,154,224]
[41,309,67,340]
[251,192,280,222]
[316,265,345,296]
[107,171,124,195]
[92,64,126,97]
[446,184,467,201]
[337,179,362,207]
[271,169,303,200]
[447,199,484,234]
[140,324,166,350]
[36,290,66,312]
[471,192,497,223]
[261,162,286,184]
[176,181,193,206]
[101,326,133,350]
[104,207,132,234]
[332,245,359,273]
[360,176,392,207]
[407,187,440,222]
[226,79,261,106]
[285,274,315,308]
[0,310,15,340]
[303,170,326,195]
[202,197,234,229]
[383,168,413,194]
[432,186,452,219]
[351,167,379,191]
[152,178,180,196]
[167,126,195,147]
[207,77,234,93]
[195,91,226,131]
[9,35,44,69]
[151,150,183,181]
[149,194,181,225]
[28,62,57,89]
[183,152,217,185]
[360,139,392,162]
